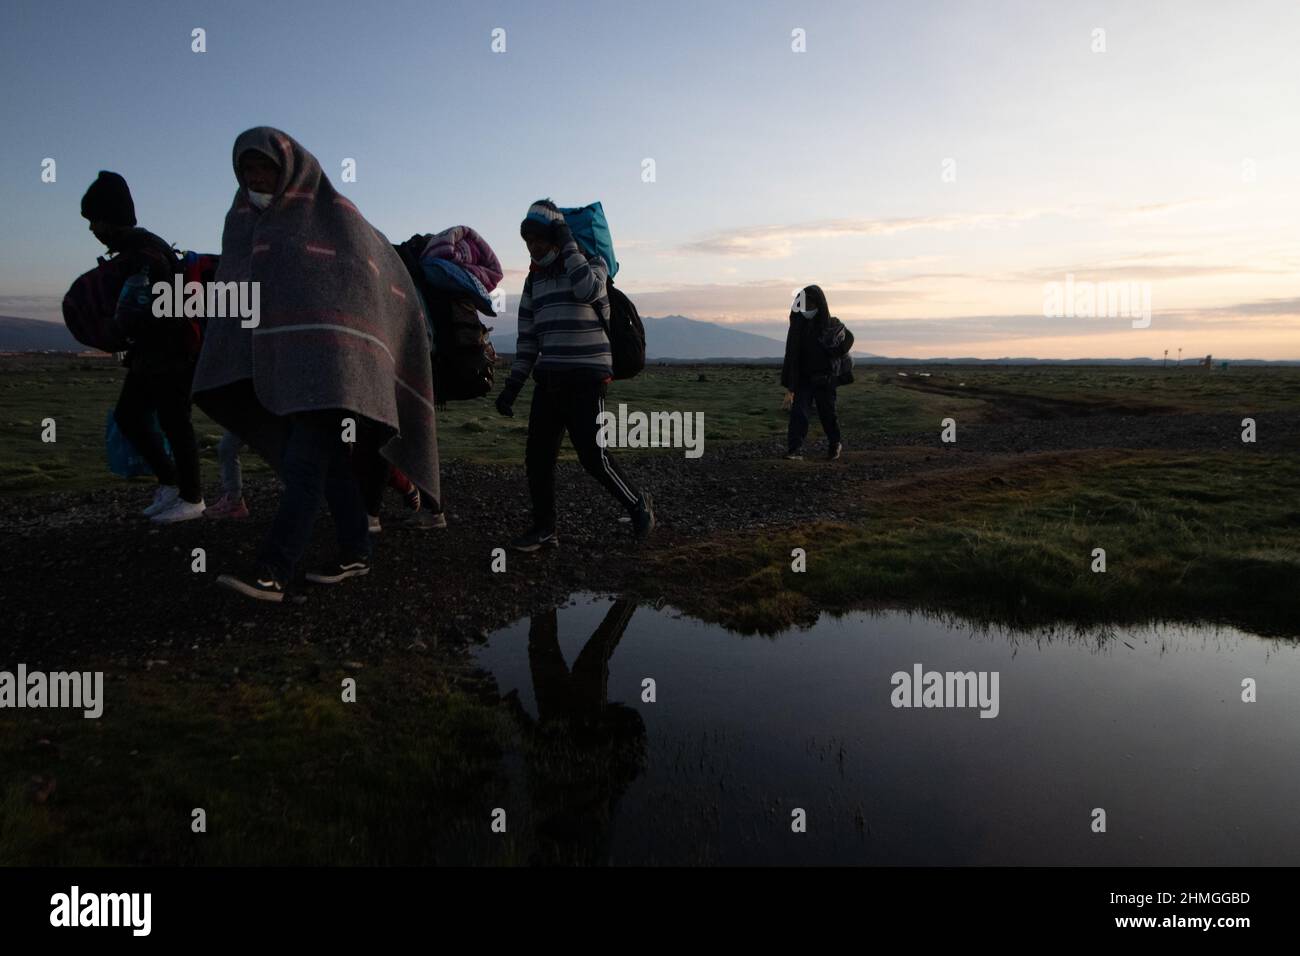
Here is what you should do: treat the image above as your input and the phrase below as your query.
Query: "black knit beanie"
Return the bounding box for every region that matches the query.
[80,171,137,227]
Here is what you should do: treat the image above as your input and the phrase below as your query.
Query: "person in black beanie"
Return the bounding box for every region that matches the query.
[82,171,205,522]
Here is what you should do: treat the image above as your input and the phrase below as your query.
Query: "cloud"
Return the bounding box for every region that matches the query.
[672,198,1227,261]
[675,208,1072,259]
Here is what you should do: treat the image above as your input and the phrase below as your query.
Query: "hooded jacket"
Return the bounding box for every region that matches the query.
[780,285,855,389]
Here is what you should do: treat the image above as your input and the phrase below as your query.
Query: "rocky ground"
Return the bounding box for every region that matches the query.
[2,405,1296,671]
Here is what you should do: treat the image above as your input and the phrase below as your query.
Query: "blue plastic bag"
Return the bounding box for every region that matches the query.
[559,201,619,279]
[105,409,171,479]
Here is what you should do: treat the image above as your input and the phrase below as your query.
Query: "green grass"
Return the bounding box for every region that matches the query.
[649,449,1300,635]
[6,356,1297,494]
[3,355,1299,864]
[896,363,1300,413]
[0,645,523,865]
[0,355,983,493]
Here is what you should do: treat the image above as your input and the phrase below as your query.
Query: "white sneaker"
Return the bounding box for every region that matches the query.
[142,485,180,516]
[368,514,382,533]
[151,498,206,524]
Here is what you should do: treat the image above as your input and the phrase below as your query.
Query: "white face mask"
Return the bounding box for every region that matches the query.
[533,248,559,267]
[801,308,818,319]
[247,190,273,210]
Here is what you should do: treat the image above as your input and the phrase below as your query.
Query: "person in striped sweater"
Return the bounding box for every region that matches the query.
[495,200,654,552]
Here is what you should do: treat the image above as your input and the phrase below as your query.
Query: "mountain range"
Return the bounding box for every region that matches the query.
[2,313,1296,365]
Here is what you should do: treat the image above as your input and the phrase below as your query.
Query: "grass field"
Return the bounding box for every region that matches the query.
[5,354,1296,495]
[0,353,998,495]
[2,353,1299,864]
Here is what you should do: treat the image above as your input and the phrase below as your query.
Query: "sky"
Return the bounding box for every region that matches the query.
[2,0,1298,358]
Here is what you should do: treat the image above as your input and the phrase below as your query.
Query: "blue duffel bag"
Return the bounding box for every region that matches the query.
[559,201,619,279]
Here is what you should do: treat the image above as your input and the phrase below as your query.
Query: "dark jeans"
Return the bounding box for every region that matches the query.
[525,378,641,531]
[788,379,840,452]
[114,366,202,502]
[353,434,390,517]
[258,411,371,582]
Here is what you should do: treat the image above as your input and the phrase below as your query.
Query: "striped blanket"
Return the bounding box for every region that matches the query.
[191,126,439,506]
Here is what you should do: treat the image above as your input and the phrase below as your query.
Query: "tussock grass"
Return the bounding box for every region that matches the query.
[649,450,1300,635]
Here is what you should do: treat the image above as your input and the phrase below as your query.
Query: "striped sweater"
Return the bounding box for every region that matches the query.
[508,238,611,386]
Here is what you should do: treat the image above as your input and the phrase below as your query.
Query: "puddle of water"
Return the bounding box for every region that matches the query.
[474,594,1300,865]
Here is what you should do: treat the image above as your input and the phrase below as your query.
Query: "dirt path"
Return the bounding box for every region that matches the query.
[3,409,1296,668]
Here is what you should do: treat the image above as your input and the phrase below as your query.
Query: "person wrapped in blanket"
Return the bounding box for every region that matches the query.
[191,127,440,602]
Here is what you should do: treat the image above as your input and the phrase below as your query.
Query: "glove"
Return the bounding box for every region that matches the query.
[550,217,573,248]
[782,390,794,410]
[495,380,522,417]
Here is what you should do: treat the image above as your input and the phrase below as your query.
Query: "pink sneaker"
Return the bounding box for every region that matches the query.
[205,492,250,519]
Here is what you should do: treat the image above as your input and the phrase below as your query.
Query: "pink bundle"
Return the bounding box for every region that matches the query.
[421,225,503,292]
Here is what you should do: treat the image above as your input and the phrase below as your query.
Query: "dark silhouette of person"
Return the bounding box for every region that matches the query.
[503,599,647,864]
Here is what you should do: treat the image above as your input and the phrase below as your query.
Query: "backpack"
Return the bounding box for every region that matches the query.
[179,251,219,355]
[558,202,644,379]
[818,319,856,386]
[834,351,855,386]
[604,279,646,380]
[393,237,496,403]
[62,231,205,355]
[62,250,162,352]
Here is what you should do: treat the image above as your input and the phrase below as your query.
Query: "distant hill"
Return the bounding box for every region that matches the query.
[4,311,1294,366]
[642,315,784,360]
[0,316,84,352]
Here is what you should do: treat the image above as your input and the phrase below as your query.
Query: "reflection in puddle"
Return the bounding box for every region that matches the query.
[476,594,1300,865]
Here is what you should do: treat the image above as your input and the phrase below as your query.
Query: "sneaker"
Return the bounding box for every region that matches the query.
[151,498,206,524]
[205,492,249,519]
[306,556,371,585]
[368,514,382,534]
[217,567,286,603]
[783,450,804,461]
[631,493,655,541]
[827,442,842,461]
[394,509,447,530]
[142,485,180,516]
[510,526,559,553]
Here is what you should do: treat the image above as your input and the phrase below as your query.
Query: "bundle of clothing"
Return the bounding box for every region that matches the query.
[191,126,440,508]
[418,225,502,316]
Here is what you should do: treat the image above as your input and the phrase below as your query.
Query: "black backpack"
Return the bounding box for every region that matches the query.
[394,237,496,404]
[604,278,645,380]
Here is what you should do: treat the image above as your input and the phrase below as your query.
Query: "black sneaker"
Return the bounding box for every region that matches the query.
[305,556,371,585]
[394,509,447,530]
[510,526,559,552]
[827,442,842,461]
[631,492,655,541]
[217,567,287,603]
